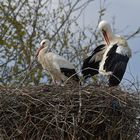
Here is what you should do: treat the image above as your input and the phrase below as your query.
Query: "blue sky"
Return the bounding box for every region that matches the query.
[50,0,139,87]
[77,0,140,86]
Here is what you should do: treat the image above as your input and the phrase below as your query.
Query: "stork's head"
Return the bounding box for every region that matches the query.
[36,39,47,57]
[98,20,114,45]
[40,39,47,47]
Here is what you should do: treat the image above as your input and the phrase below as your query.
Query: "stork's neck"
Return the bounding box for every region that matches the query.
[38,47,47,56]
[106,28,116,43]
[37,47,48,65]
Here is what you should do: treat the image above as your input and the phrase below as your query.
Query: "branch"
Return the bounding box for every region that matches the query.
[126,27,140,40]
[50,0,82,40]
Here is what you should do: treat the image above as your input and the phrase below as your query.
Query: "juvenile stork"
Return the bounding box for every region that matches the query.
[36,39,80,85]
[98,20,132,86]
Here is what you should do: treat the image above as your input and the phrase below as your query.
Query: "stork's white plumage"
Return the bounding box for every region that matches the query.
[98,20,132,86]
[36,39,79,85]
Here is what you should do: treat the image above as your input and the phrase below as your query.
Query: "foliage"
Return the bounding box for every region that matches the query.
[0,0,140,86]
[0,0,96,86]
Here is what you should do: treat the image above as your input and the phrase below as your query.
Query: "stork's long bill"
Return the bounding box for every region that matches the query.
[102,29,110,46]
[36,43,45,58]
[98,20,115,46]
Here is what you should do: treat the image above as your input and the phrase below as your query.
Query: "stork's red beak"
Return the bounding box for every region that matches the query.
[102,30,110,46]
[35,48,40,58]
[35,45,44,58]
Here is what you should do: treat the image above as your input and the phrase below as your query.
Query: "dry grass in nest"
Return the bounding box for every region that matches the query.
[0,84,139,140]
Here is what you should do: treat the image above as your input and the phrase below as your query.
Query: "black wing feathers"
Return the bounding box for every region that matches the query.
[109,60,128,86]
[60,68,80,82]
[91,44,106,56]
[82,44,106,79]
[104,44,129,86]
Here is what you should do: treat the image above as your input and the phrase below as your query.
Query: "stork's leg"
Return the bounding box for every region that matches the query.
[52,80,57,85]
[54,71,65,86]
[50,67,65,86]
[52,79,58,85]
[51,74,63,86]
[50,75,57,85]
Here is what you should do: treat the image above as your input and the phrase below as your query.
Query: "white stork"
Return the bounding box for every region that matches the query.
[81,44,106,80]
[36,39,80,85]
[98,20,132,86]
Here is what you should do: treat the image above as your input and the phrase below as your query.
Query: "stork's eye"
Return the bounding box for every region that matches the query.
[42,42,45,45]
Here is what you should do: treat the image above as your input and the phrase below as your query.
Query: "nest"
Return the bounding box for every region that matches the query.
[0,84,139,140]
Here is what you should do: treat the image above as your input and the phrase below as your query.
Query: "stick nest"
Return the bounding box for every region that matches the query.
[0,85,139,140]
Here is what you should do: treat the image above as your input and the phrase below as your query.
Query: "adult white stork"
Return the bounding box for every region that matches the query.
[98,20,132,86]
[36,39,80,85]
[81,44,106,80]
